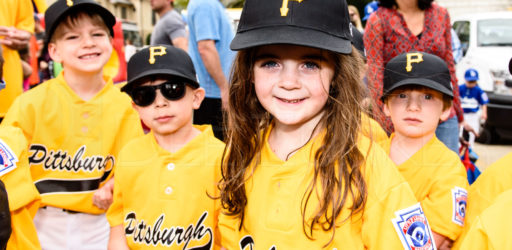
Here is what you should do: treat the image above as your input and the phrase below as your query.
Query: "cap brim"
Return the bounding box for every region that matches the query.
[122,69,200,92]
[230,26,352,54]
[381,78,454,101]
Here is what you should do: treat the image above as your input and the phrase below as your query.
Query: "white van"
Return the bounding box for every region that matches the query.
[452,12,512,143]
[453,11,512,93]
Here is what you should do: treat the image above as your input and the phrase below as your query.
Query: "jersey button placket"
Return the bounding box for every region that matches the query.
[167,163,175,171]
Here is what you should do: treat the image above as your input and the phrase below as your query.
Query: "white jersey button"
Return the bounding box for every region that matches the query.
[165,186,173,195]
[81,126,88,133]
[82,112,89,119]
[167,163,175,171]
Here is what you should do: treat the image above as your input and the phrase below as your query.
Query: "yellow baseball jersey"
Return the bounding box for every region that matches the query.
[2,72,143,214]
[107,125,225,249]
[0,126,41,250]
[380,134,469,240]
[0,0,35,117]
[453,152,512,249]
[458,189,512,250]
[361,112,388,143]
[219,131,436,250]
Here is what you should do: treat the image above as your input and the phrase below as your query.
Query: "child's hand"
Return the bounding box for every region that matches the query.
[93,178,114,210]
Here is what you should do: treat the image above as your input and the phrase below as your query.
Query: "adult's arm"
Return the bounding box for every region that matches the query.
[197,39,229,109]
[172,36,188,52]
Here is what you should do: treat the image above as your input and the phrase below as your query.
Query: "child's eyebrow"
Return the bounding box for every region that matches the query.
[255,53,327,61]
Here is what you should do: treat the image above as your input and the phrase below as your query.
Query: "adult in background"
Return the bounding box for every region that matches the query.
[150,0,188,51]
[187,0,235,140]
[0,0,34,122]
[348,5,364,32]
[364,0,464,153]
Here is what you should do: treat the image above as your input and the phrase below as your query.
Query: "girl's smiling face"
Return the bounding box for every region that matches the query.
[253,44,335,129]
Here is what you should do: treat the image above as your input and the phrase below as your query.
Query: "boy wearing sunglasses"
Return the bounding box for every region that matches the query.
[2,1,144,248]
[379,52,469,249]
[107,44,225,249]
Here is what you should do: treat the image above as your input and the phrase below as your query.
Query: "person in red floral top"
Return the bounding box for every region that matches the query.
[364,0,464,154]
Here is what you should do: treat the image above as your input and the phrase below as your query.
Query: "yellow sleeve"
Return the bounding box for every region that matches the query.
[2,91,37,143]
[420,162,468,240]
[360,139,436,250]
[218,211,242,250]
[0,126,41,250]
[458,215,492,249]
[106,150,127,227]
[16,0,35,33]
[110,98,144,168]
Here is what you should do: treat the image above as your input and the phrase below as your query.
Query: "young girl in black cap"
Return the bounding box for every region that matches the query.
[218,0,435,249]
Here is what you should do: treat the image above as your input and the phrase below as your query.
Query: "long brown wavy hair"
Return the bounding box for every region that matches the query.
[220,45,368,245]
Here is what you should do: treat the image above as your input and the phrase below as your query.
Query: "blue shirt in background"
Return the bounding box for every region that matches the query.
[459,84,489,113]
[187,0,235,99]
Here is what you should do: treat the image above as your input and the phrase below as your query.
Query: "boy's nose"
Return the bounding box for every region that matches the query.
[154,89,169,107]
[406,96,422,111]
[82,34,96,46]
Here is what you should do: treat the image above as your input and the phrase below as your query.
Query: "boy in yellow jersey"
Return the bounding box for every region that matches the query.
[0,126,41,250]
[380,52,469,248]
[107,44,225,249]
[2,0,143,249]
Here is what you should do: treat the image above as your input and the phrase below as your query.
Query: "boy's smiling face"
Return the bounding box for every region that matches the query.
[384,87,451,139]
[48,14,112,76]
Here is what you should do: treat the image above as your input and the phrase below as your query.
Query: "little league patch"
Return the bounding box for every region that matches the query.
[392,203,435,250]
[452,187,468,226]
[0,139,18,177]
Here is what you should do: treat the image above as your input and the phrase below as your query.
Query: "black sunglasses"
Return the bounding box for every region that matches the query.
[130,81,189,107]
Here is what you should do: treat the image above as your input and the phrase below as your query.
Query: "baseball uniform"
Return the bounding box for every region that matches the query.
[2,72,143,213]
[380,134,469,240]
[458,189,512,249]
[219,130,435,249]
[361,112,388,143]
[0,125,41,250]
[453,152,512,249]
[107,125,224,249]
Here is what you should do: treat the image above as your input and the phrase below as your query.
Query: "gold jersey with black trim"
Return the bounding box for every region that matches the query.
[380,134,469,241]
[2,72,144,214]
[107,125,225,249]
[0,125,41,250]
[219,131,435,250]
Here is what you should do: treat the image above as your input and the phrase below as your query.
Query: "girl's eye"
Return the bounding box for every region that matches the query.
[303,61,320,70]
[260,60,278,68]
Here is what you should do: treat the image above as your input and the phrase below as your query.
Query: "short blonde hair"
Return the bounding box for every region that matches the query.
[50,11,110,43]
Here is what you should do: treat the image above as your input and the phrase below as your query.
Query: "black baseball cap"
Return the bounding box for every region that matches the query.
[230,0,353,54]
[44,0,116,45]
[382,52,453,100]
[121,45,199,92]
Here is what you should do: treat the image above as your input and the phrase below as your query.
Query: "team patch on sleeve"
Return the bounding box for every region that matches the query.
[0,139,19,177]
[392,203,435,250]
[452,187,468,226]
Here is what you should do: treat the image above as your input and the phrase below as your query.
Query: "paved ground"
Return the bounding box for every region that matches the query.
[472,142,512,171]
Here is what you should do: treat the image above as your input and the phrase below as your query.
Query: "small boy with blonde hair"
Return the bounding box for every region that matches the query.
[380,52,469,249]
[2,0,143,248]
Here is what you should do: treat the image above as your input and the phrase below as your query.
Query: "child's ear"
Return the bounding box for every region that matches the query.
[192,87,206,110]
[383,101,391,117]
[47,43,62,63]
[439,106,451,122]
